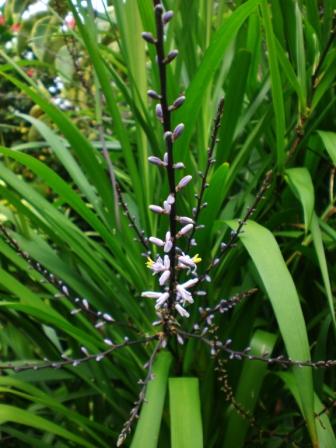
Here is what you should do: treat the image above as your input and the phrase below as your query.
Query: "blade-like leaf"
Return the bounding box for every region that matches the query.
[227,220,317,443]
[285,167,315,231]
[169,377,203,448]
[131,351,172,448]
[223,330,277,448]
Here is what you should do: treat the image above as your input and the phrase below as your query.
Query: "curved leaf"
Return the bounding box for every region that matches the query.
[227,220,317,444]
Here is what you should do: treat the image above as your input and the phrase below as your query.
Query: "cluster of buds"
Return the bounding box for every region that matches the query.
[140,4,202,321]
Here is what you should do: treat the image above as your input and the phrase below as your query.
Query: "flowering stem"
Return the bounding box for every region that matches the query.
[153,0,177,313]
[187,98,225,251]
[117,339,163,446]
[0,335,157,372]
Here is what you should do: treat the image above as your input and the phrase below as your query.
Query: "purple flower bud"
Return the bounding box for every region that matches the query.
[149,236,165,247]
[173,162,185,169]
[141,32,156,44]
[103,313,114,322]
[172,123,184,140]
[147,89,161,100]
[148,156,166,167]
[149,204,165,214]
[163,10,174,24]
[171,95,186,110]
[177,223,193,237]
[154,4,163,14]
[178,216,194,224]
[176,175,192,191]
[155,103,163,121]
[164,49,178,64]
[164,131,173,142]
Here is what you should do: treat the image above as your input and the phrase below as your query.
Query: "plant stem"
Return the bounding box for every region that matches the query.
[153,0,177,313]
[187,98,224,251]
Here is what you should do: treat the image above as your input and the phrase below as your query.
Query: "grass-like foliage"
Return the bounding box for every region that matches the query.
[0,0,336,446]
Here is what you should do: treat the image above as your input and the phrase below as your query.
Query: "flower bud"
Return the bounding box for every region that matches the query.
[154,4,163,14]
[176,175,192,191]
[164,131,173,142]
[177,223,193,238]
[149,204,165,214]
[155,104,163,121]
[175,303,190,318]
[141,32,156,44]
[178,216,194,224]
[149,236,165,247]
[159,270,170,285]
[148,156,166,166]
[166,193,175,204]
[172,123,184,140]
[147,89,161,100]
[164,49,178,64]
[163,10,174,24]
[171,95,186,110]
[173,162,185,169]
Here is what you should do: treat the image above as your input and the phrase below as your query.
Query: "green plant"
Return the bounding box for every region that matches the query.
[0,1,336,447]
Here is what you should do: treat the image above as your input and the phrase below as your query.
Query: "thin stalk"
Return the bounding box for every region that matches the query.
[0,336,157,372]
[187,98,225,251]
[153,1,177,312]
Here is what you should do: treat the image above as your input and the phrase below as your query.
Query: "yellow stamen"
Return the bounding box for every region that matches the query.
[146,257,154,268]
[192,254,202,264]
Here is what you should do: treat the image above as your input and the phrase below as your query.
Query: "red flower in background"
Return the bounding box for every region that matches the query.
[65,16,76,29]
[26,68,35,78]
[0,15,5,26]
[11,23,21,32]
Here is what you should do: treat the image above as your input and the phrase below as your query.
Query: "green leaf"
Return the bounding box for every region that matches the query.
[173,0,262,163]
[198,162,229,250]
[0,405,95,448]
[0,73,115,221]
[169,378,203,448]
[294,2,307,111]
[131,351,172,448]
[317,131,336,165]
[217,50,251,164]
[227,220,317,443]
[223,330,277,448]
[285,167,315,231]
[311,213,336,330]
[278,372,336,448]
[16,114,100,214]
[260,0,286,169]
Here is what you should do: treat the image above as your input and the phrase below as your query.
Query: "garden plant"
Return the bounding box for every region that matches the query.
[0,0,336,447]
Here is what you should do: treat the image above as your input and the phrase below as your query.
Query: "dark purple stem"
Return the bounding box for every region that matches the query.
[153,1,177,312]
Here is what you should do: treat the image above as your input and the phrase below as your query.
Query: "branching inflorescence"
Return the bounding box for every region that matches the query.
[141,2,202,324]
[1,1,336,446]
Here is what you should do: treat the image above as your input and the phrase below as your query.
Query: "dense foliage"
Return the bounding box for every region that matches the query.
[0,0,336,446]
